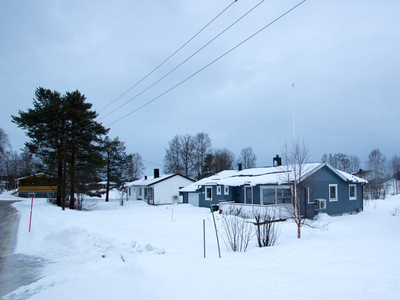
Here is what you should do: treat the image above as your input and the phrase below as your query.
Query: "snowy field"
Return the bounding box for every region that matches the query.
[1,191,400,300]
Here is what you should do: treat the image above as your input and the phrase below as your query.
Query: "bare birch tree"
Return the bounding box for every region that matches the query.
[192,132,212,180]
[282,139,309,239]
[237,147,257,169]
[367,148,388,179]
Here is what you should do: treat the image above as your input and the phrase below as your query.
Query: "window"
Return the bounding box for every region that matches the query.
[261,186,291,205]
[148,188,154,199]
[262,188,275,205]
[139,188,142,196]
[276,188,291,204]
[47,192,54,198]
[224,185,229,195]
[217,186,222,195]
[128,188,131,196]
[205,187,212,201]
[349,184,356,200]
[329,184,338,201]
[245,186,252,204]
[306,187,313,204]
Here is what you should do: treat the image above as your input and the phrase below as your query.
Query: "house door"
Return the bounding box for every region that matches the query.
[245,186,252,204]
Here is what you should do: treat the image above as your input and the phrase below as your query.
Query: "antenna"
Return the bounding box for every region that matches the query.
[292,83,296,141]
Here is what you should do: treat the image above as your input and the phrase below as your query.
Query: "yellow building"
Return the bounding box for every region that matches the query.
[16,173,57,198]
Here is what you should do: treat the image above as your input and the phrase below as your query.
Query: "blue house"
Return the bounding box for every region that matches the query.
[180,162,367,218]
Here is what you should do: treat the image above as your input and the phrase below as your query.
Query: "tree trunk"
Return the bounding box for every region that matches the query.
[56,145,63,207]
[61,124,69,211]
[69,140,76,210]
[297,190,302,239]
[297,224,301,239]
[105,151,110,202]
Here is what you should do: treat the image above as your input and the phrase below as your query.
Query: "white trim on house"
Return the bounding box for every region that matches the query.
[224,185,229,195]
[260,185,291,205]
[349,184,356,200]
[306,186,314,204]
[217,186,222,195]
[244,186,253,204]
[329,184,338,201]
[205,186,212,201]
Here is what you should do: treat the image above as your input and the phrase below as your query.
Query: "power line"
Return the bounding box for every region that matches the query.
[97,0,239,115]
[105,0,307,127]
[98,0,265,122]
[142,159,163,167]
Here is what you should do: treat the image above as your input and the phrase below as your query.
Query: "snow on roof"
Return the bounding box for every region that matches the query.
[336,169,368,184]
[15,173,52,181]
[179,170,237,192]
[180,162,367,192]
[125,173,180,187]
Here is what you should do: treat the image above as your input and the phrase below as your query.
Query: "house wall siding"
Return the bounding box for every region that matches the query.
[152,176,193,204]
[303,166,363,217]
[198,185,235,207]
[126,175,193,204]
[182,165,365,218]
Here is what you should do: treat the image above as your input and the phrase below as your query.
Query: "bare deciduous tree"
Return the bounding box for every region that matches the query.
[212,148,235,173]
[220,207,254,252]
[164,135,184,175]
[367,149,387,179]
[164,133,212,180]
[253,209,281,247]
[321,152,361,173]
[179,134,194,178]
[192,132,212,180]
[389,154,400,178]
[282,139,309,239]
[237,147,257,169]
[127,152,145,181]
[0,128,11,177]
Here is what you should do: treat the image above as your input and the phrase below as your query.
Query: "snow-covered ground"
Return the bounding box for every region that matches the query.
[1,191,400,300]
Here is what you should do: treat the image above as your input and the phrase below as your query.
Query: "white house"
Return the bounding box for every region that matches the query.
[125,169,194,205]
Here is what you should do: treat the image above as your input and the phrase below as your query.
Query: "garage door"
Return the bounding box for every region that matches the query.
[188,193,199,207]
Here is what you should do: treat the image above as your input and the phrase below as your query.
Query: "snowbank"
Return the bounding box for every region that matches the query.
[2,191,400,300]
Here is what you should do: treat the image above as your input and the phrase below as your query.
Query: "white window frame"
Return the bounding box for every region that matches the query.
[244,186,253,204]
[349,184,356,200]
[329,184,338,202]
[205,186,212,201]
[224,185,229,195]
[217,186,222,195]
[306,187,314,204]
[260,185,291,205]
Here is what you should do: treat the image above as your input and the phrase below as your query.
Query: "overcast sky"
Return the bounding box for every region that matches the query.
[1,0,399,174]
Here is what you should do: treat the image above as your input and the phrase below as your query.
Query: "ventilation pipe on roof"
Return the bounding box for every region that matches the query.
[154,169,160,178]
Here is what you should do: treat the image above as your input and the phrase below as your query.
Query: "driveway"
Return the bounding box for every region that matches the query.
[0,200,43,299]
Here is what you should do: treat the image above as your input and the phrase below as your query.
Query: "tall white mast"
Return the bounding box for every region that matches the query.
[292,83,296,141]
